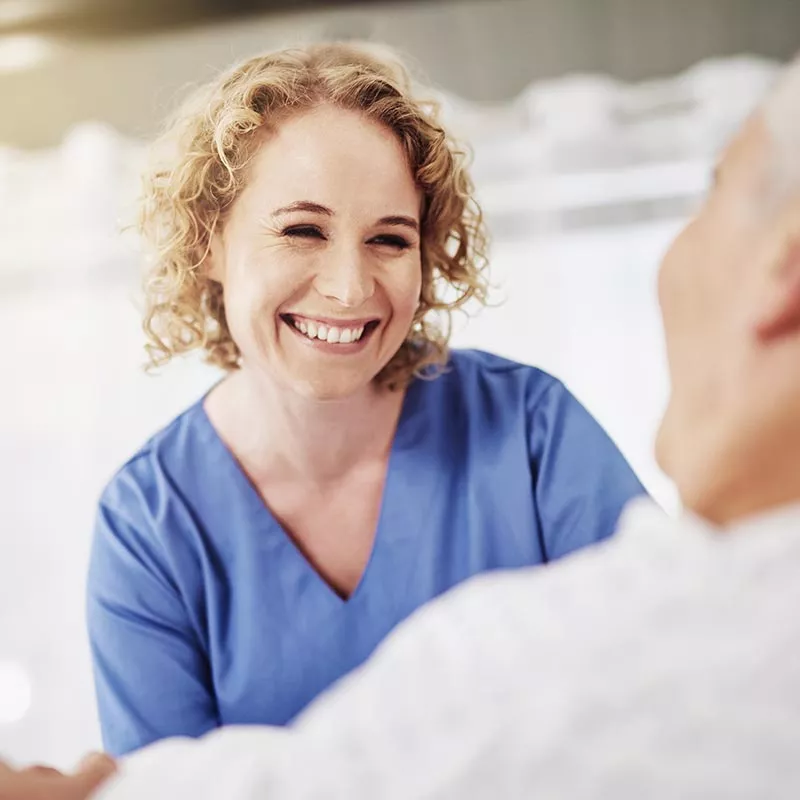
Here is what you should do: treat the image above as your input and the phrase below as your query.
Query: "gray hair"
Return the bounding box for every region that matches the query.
[763,55,800,200]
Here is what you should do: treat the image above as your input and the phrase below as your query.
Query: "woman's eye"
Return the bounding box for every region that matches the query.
[369,234,411,250]
[283,225,325,239]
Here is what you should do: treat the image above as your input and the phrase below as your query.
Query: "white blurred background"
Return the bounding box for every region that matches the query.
[0,0,794,770]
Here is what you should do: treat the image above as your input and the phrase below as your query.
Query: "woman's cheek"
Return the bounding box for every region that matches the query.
[392,257,423,316]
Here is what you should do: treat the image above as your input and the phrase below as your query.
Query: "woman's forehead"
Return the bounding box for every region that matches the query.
[241,109,419,211]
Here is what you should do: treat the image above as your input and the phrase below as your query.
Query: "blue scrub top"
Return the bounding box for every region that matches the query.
[87,349,646,756]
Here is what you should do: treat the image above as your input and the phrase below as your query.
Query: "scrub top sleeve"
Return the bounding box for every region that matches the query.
[528,380,646,561]
[87,501,219,756]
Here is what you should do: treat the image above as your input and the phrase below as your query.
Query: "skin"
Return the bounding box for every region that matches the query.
[655,112,800,524]
[202,104,424,597]
[0,754,116,800]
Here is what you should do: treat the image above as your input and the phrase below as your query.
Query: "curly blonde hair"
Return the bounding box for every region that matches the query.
[140,41,489,389]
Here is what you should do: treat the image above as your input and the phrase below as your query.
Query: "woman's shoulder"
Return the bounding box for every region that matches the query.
[440,349,564,402]
[405,349,573,434]
[98,397,209,516]
[90,401,215,597]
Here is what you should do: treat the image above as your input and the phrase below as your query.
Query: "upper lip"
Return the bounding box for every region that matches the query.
[282,313,380,328]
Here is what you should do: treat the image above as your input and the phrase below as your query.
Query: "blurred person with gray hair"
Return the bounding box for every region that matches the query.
[3,52,800,800]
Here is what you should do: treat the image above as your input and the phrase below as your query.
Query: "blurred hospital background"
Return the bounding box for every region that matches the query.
[0,0,797,769]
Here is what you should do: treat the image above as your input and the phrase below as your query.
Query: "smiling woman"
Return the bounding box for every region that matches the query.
[86,41,647,758]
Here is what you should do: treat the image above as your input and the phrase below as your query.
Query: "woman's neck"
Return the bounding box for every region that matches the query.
[205,367,406,485]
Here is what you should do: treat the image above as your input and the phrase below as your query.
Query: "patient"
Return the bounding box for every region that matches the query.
[3,54,800,800]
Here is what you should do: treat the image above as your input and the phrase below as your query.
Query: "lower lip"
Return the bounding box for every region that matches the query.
[283,318,377,355]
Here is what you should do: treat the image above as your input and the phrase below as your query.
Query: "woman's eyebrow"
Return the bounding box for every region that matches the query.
[376,215,419,232]
[271,201,334,218]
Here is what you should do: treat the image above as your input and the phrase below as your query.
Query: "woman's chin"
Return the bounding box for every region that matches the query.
[274,327,401,401]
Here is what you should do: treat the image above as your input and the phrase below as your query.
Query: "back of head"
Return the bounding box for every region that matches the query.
[139,42,488,387]
[655,53,800,524]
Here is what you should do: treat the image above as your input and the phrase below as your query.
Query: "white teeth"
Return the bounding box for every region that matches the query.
[290,317,368,344]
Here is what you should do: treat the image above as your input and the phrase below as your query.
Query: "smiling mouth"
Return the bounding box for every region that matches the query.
[280,314,381,345]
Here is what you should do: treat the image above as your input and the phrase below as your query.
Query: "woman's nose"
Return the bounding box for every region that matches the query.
[315,246,376,308]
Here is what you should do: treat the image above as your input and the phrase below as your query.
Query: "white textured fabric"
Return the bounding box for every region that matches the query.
[96,498,800,799]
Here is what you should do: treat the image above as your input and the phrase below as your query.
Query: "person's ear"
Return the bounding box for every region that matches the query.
[755,219,800,342]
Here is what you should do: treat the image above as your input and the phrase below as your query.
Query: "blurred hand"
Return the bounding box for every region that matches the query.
[0,752,117,800]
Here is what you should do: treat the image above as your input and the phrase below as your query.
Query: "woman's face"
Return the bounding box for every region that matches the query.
[208,105,423,400]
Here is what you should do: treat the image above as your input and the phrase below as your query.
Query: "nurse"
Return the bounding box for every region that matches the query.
[87,41,646,756]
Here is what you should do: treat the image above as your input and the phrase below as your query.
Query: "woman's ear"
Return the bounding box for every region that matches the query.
[755,223,800,343]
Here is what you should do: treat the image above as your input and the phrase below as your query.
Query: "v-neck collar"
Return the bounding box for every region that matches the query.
[192,377,428,609]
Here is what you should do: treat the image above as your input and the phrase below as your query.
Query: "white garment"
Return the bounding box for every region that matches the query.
[95,498,800,799]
